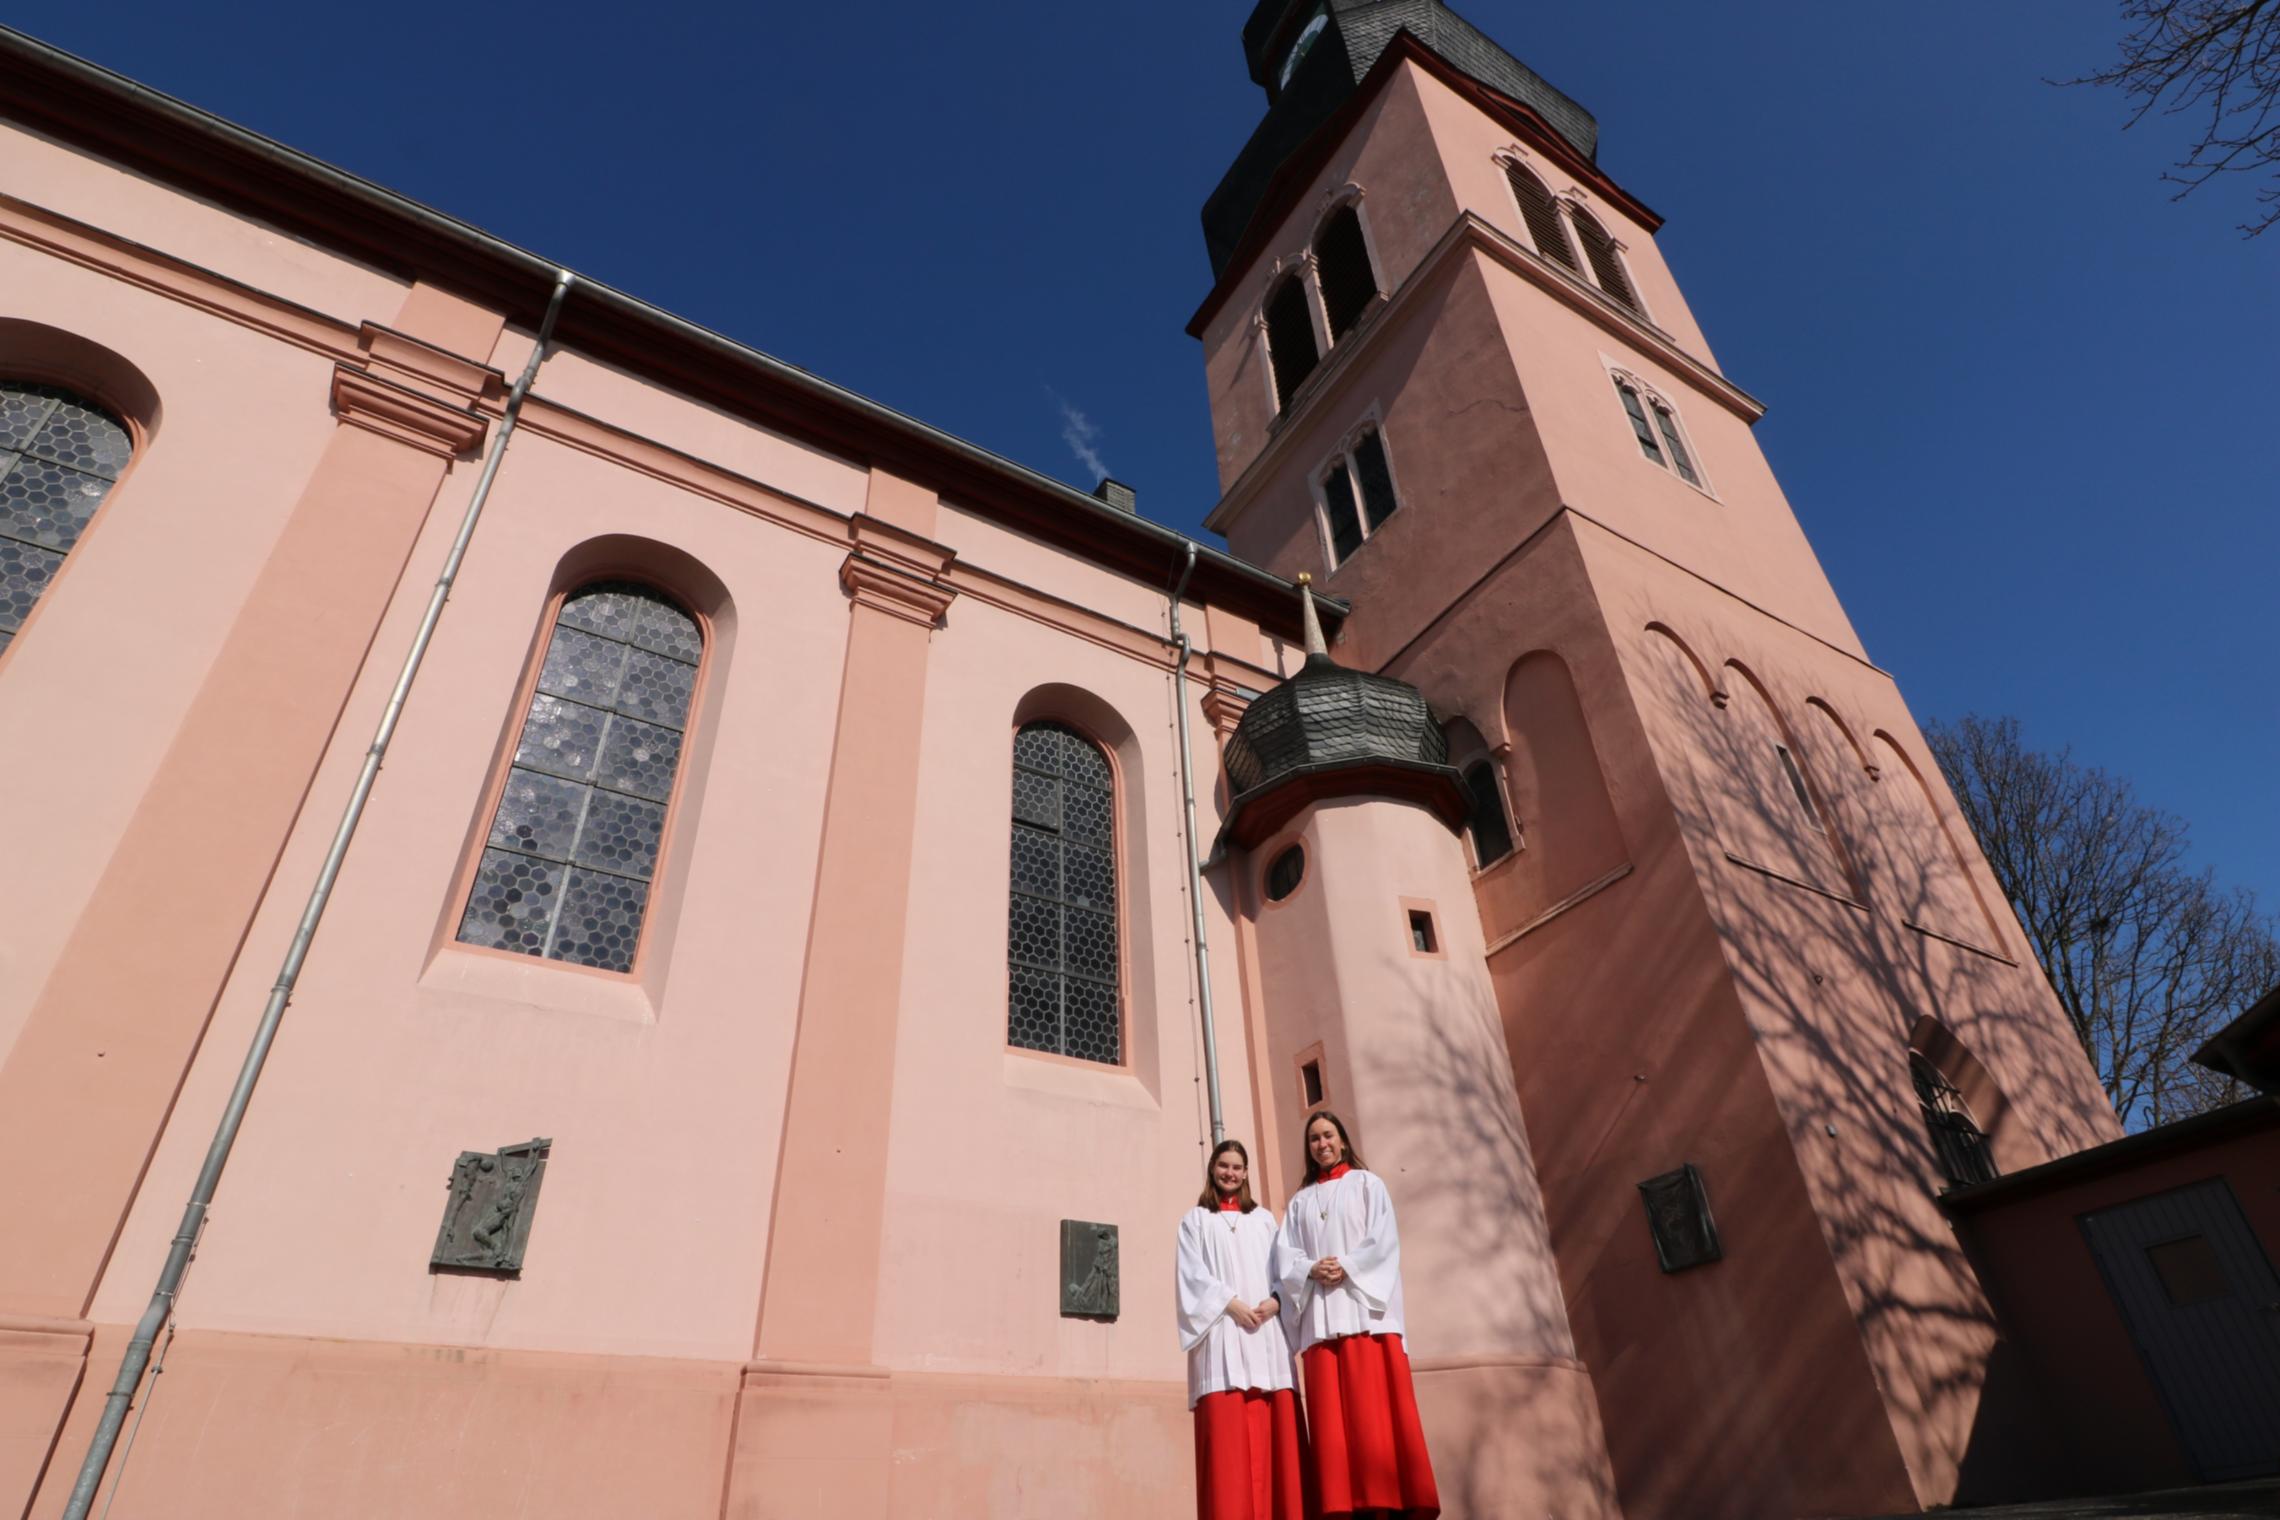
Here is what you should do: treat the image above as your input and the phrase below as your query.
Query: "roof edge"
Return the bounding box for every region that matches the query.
[0,25,1333,641]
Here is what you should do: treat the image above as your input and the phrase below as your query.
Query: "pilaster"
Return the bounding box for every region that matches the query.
[0,284,505,1322]
[750,474,956,1370]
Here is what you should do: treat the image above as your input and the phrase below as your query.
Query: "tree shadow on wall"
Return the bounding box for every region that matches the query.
[1630,636,2122,1508]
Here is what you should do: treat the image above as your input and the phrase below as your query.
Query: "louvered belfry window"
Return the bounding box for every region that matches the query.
[1007,721,1121,1064]
[1505,162,1578,270]
[1264,274,1321,413]
[1571,207,1640,313]
[1314,204,1380,340]
[0,381,133,659]
[456,581,701,973]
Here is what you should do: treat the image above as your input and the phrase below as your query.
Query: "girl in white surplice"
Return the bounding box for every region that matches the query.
[1276,1111,1440,1519]
[1174,1139,1307,1520]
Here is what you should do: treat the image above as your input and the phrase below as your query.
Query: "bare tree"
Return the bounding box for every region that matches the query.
[1927,715,2279,1127]
[2067,0,2280,237]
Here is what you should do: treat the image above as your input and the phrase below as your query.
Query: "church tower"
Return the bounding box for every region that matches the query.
[1194,5,2123,1517]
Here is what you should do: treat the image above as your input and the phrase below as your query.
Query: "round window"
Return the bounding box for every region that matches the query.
[1264,844,1306,902]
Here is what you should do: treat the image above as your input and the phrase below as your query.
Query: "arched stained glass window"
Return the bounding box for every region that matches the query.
[0,381,133,659]
[456,580,702,973]
[1007,720,1121,1064]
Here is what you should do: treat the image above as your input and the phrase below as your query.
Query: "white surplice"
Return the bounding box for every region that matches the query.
[1275,1168,1406,1354]
[1175,1204,1298,1408]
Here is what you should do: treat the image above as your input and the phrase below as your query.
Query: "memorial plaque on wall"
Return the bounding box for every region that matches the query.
[1637,1162,1721,1273]
[1060,1219,1119,1319]
[431,1138,551,1274]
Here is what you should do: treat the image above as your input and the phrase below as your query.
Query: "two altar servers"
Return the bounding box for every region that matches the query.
[1277,1111,1440,1519]
[1176,1139,1308,1520]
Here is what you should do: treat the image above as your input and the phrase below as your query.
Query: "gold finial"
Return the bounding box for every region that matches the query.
[1297,573,1327,658]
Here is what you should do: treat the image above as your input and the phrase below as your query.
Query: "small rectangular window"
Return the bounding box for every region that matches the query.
[1775,744,1815,816]
[2146,1235,2231,1307]
[1301,1058,1325,1106]
[1322,463,1364,563]
[1352,430,1399,530]
[1463,761,1515,866]
[1408,909,1437,954]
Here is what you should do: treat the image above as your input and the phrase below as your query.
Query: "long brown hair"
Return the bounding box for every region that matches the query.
[1197,1138,1259,1212]
[1301,1110,1365,1184]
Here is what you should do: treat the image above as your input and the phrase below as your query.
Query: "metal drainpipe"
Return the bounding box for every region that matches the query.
[1169,542,1227,1146]
[59,268,577,1520]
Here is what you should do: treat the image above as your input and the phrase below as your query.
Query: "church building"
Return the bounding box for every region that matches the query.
[1,4,2272,1517]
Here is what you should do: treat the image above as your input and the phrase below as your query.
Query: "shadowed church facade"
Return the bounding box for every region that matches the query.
[1,4,2268,1517]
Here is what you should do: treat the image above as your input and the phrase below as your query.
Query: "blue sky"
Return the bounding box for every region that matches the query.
[19,2,2274,913]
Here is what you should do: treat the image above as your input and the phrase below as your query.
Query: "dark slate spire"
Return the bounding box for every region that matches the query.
[1206,0,1600,277]
[1217,575,1465,850]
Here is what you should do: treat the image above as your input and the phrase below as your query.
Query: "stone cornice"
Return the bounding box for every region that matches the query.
[357,321,505,410]
[1206,212,1764,537]
[1201,684,1253,739]
[841,514,958,628]
[328,364,487,457]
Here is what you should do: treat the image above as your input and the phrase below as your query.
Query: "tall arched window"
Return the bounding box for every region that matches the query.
[456,580,702,973]
[1008,720,1121,1064]
[1503,161,1578,271]
[0,381,133,659]
[1313,203,1380,340]
[1264,273,1322,414]
[1569,206,1640,313]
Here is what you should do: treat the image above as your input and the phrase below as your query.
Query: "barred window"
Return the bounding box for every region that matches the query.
[1007,720,1121,1064]
[0,381,133,659]
[1911,1052,1999,1189]
[456,581,701,973]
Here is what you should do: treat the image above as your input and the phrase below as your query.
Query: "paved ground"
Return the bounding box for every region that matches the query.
[1860,1478,2280,1519]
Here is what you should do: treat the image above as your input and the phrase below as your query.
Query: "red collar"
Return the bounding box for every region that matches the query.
[1319,1162,1352,1182]
[1217,1196,1244,1212]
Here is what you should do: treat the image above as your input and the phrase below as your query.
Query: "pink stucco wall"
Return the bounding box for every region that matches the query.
[0,114,1310,1518]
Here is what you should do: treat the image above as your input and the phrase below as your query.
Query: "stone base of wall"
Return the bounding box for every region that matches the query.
[0,1317,91,1514]
[1412,1354,1624,1520]
[7,1329,1627,1519]
[724,1360,1194,1519]
[13,1325,740,1520]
